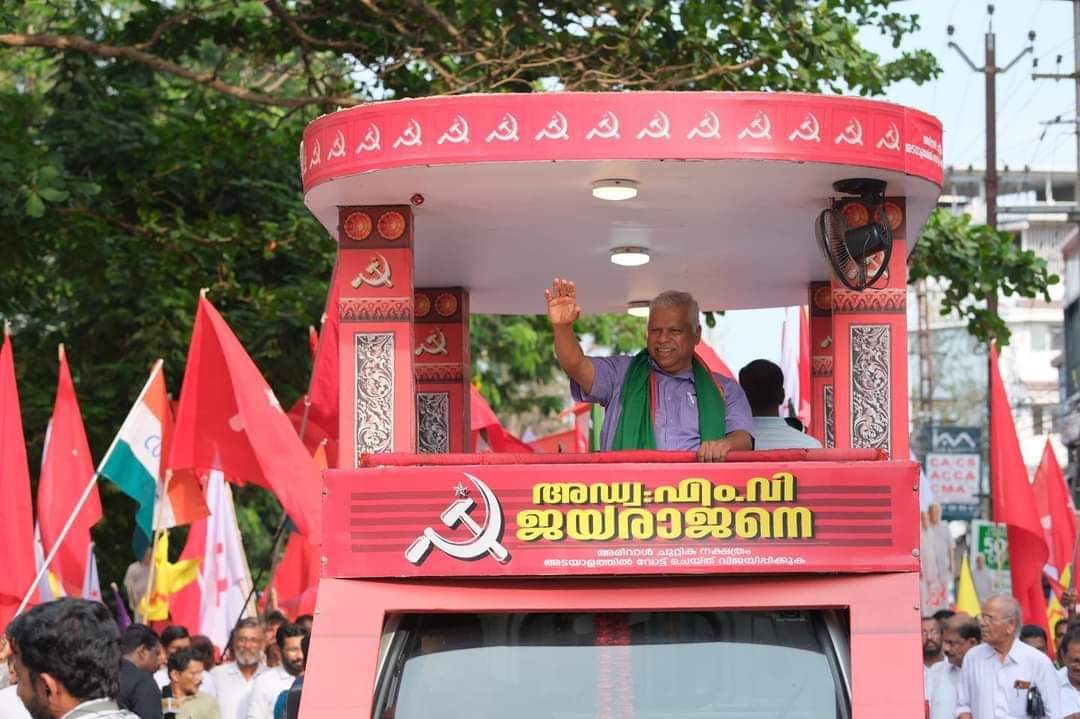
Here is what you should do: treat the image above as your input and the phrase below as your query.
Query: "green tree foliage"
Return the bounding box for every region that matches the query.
[0,0,939,591]
[909,209,1060,347]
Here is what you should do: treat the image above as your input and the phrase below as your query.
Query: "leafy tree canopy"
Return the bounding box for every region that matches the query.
[909,209,1060,347]
[0,0,940,590]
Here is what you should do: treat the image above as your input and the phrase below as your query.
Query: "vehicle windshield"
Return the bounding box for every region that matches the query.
[374,610,849,719]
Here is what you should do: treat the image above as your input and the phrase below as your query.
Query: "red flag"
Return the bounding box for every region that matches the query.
[693,341,734,379]
[288,278,339,467]
[0,329,36,629]
[470,386,534,453]
[990,346,1049,629]
[169,296,323,544]
[270,533,320,620]
[168,499,206,630]
[38,345,102,597]
[1033,439,1077,577]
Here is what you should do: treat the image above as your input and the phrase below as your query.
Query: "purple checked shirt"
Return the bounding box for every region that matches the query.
[571,355,753,451]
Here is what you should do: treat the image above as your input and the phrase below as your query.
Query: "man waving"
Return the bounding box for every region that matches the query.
[546,278,753,461]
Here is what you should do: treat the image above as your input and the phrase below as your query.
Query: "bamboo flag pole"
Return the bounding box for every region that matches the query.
[139,468,174,621]
[15,357,166,617]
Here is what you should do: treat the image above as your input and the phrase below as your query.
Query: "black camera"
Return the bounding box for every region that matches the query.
[1026,685,1047,718]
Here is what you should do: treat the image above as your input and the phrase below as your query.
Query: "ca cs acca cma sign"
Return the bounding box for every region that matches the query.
[925,453,981,507]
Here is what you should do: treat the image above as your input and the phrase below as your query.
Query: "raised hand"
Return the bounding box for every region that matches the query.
[544,277,581,327]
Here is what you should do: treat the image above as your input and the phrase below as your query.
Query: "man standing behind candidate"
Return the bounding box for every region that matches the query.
[546,279,753,461]
[957,594,1061,719]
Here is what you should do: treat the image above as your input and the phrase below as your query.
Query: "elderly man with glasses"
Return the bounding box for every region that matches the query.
[957,595,1062,718]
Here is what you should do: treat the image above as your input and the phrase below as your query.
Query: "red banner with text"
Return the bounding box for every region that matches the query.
[325,461,920,578]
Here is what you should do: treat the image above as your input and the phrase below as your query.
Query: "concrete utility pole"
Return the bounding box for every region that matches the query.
[948,5,1035,519]
[1032,1,1080,209]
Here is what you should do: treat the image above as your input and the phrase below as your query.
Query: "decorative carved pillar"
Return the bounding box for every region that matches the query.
[830,198,910,459]
[808,281,835,448]
[335,205,415,467]
[414,288,471,453]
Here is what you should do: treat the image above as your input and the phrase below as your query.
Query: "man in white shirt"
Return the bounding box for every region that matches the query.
[928,616,980,719]
[246,624,304,719]
[1058,629,1080,718]
[958,594,1062,719]
[211,619,268,719]
[738,360,821,450]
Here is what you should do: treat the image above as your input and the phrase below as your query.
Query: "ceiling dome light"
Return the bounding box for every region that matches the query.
[627,301,650,318]
[610,247,651,267]
[592,179,639,201]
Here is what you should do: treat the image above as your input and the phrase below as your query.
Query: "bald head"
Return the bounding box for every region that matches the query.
[980,594,1022,653]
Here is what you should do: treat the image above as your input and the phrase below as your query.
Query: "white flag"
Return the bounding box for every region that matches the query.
[34,524,65,602]
[82,543,102,602]
[198,470,254,648]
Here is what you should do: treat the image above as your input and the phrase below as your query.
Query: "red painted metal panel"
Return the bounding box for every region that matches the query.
[323,460,920,578]
[300,93,943,192]
[300,572,922,719]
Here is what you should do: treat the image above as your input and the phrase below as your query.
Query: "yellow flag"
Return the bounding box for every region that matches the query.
[956,555,981,617]
[1049,566,1071,648]
[138,532,200,621]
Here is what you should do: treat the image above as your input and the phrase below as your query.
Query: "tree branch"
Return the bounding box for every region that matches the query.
[0,32,361,108]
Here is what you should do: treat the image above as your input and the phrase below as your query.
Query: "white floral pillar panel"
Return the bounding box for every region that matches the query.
[414,288,471,453]
[829,197,909,459]
[336,205,416,467]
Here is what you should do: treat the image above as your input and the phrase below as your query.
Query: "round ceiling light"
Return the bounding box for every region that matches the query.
[627,301,650,318]
[592,179,639,201]
[610,247,651,267]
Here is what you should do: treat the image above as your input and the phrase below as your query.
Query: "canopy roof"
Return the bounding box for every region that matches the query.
[302,92,943,314]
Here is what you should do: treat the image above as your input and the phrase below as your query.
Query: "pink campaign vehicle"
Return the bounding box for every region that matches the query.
[294,91,943,718]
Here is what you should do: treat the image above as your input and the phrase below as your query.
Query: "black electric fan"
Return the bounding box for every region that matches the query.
[815,178,893,291]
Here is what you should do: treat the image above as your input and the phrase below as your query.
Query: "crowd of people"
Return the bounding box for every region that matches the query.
[0,599,310,719]
[923,595,1080,718]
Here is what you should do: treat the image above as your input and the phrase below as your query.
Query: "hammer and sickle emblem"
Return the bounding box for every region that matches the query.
[485,113,520,143]
[405,473,510,565]
[787,113,821,143]
[415,328,448,356]
[635,110,670,140]
[834,117,864,146]
[437,114,470,145]
[687,111,720,140]
[392,119,423,149]
[350,253,393,289]
[355,123,381,153]
[308,139,321,170]
[535,111,569,141]
[585,111,620,141]
[876,122,900,151]
[737,111,772,140]
[326,130,346,160]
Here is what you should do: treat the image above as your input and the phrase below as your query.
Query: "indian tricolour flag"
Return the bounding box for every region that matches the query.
[99,360,208,556]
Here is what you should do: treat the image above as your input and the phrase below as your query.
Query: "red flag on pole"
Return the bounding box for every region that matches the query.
[1033,439,1077,577]
[990,346,1049,629]
[798,307,811,428]
[270,533,320,620]
[289,278,339,466]
[169,296,323,544]
[0,328,36,630]
[38,345,102,597]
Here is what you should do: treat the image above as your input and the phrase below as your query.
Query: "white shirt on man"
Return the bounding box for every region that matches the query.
[957,638,1062,718]
[0,685,30,719]
[749,417,822,450]
[1058,666,1080,716]
[155,668,217,697]
[927,659,961,719]
[245,666,293,719]
[210,662,268,719]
